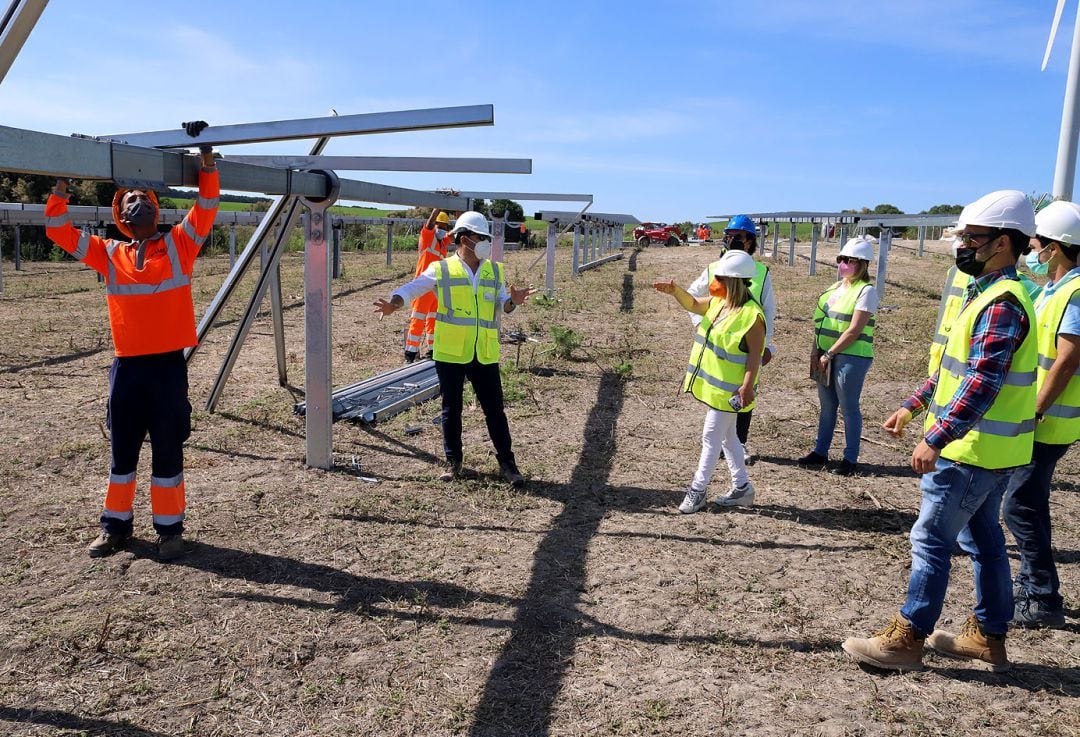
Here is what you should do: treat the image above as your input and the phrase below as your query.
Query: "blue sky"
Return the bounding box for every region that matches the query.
[0,1,1073,221]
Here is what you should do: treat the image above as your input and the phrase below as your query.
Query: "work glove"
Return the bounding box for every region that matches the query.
[182,120,209,137]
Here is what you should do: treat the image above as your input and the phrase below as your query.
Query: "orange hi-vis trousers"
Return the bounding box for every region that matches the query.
[406,227,448,354]
[406,293,439,353]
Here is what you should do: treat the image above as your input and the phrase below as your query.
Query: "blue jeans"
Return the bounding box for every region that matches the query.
[813,354,871,463]
[1003,441,1069,608]
[900,458,1014,636]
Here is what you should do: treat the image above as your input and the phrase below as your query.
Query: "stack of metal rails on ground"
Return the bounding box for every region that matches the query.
[295,360,439,425]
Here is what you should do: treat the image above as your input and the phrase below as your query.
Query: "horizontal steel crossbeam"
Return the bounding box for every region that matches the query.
[224,154,532,174]
[99,105,495,149]
[0,125,469,208]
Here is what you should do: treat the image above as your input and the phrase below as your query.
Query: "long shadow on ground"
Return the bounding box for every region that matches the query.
[0,707,172,737]
[467,370,626,737]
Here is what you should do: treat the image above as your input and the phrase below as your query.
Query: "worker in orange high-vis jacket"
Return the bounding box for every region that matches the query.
[44,124,219,561]
[404,208,452,362]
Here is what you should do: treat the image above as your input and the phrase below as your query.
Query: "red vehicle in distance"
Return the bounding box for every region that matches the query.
[633,222,686,248]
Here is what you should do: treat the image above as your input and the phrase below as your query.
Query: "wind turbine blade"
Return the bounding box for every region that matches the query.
[1043,0,1067,71]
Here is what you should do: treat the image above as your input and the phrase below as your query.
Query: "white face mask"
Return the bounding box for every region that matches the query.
[435,228,447,240]
[473,239,492,260]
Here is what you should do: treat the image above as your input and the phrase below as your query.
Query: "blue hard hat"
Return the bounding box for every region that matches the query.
[725,214,756,236]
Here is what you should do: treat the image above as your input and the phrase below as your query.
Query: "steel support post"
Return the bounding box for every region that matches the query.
[269,227,288,389]
[572,225,580,276]
[0,227,4,293]
[204,201,305,410]
[876,229,892,301]
[918,225,925,257]
[302,173,341,470]
[771,220,779,258]
[13,225,20,271]
[332,220,342,278]
[809,222,819,276]
[545,222,557,295]
[838,225,847,249]
[492,212,505,262]
[385,222,393,266]
[788,222,796,266]
[228,222,236,266]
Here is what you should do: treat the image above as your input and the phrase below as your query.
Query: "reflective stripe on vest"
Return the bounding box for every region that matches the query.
[1034,274,1080,444]
[924,278,1036,468]
[813,280,875,358]
[432,257,502,364]
[928,266,971,376]
[105,234,190,296]
[683,299,763,412]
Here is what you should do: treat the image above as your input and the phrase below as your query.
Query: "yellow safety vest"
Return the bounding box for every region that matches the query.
[432,256,502,365]
[929,267,1041,376]
[814,280,875,358]
[928,266,970,377]
[1034,272,1080,445]
[683,299,764,412]
[924,278,1037,469]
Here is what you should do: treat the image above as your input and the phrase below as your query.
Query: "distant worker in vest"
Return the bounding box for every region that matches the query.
[1002,200,1080,629]
[843,190,1037,673]
[654,250,766,513]
[404,208,453,362]
[373,211,535,487]
[797,236,878,476]
[685,214,775,464]
[44,123,220,561]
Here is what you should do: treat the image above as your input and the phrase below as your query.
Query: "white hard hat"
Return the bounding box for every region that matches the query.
[1035,200,1080,246]
[839,236,875,262]
[957,190,1036,237]
[449,210,491,238]
[714,249,757,279]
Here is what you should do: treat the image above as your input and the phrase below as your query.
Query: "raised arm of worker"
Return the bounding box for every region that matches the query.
[654,279,710,315]
[45,178,111,275]
[374,263,536,317]
[424,208,441,232]
[173,147,220,271]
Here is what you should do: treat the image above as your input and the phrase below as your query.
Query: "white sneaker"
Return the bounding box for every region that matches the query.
[678,487,708,514]
[715,482,755,507]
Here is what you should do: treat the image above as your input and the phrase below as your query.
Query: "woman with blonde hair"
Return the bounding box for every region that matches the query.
[654,250,766,513]
[798,236,878,476]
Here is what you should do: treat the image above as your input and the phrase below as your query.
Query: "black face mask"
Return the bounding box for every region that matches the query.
[954,242,992,277]
[122,199,156,228]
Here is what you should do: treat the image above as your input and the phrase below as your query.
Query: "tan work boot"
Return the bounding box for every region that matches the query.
[842,614,926,671]
[156,534,186,562]
[927,615,1011,672]
[88,531,131,558]
[438,461,462,483]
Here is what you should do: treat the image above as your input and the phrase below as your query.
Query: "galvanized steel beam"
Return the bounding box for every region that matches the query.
[225,154,531,174]
[100,105,495,149]
[0,0,48,85]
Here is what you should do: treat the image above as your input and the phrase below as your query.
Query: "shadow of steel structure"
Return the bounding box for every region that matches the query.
[0,0,537,470]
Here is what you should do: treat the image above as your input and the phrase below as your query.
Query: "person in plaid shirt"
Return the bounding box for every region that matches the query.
[842,191,1037,673]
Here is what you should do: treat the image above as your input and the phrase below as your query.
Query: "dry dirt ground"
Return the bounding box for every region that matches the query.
[0,238,1076,737]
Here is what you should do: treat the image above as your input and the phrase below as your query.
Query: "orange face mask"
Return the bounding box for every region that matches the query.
[709,279,727,299]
